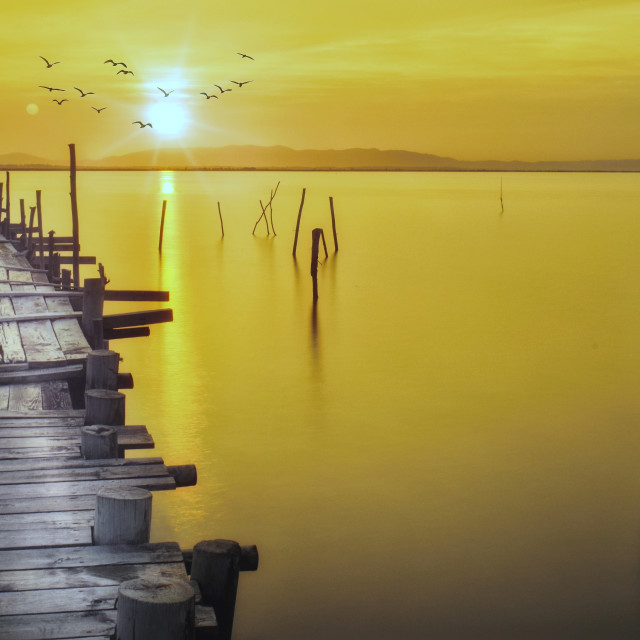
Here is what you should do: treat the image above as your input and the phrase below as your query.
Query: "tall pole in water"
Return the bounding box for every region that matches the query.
[69,144,80,289]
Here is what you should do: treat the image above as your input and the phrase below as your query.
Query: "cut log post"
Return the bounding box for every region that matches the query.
[117,372,134,389]
[159,199,167,252]
[310,228,322,301]
[94,486,152,545]
[86,349,119,390]
[329,196,339,252]
[292,187,306,257]
[82,277,105,346]
[81,425,118,459]
[116,577,195,640]
[69,143,81,288]
[190,539,244,640]
[85,388,125,425]
[167,464,198,487]
[61,269,71,291]
[92,317,105,350]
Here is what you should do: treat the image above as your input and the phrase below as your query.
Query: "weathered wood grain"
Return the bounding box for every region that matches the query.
[0,416,84,427]
[0,609,117,640]
[0,409,85,418]
[0,446,81,460]
[0,526,92,550]
[41,380,73,410]
[0,509,94,530]
[0,364,84,384]
[0,561,186,592]
[2,584,117,615]
[0,456,163,472]
[0,494,96,515]
[8,383,42,411]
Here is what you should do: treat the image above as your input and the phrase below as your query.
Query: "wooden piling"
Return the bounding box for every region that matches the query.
[84,388,125,425]
[4,172,10,235]
[159,199,167,252]
[19,199,26,248]
[329,196,339,252]
[28,206,36,257]
[69,143,81,288]
[82,277,105,347]
[190,539,242,640]
[310,228,323,301]
[80,425,118,459]
[86,349,119,390]
[116,577,195,640]
[292,187,306,256]
[217,201,224,237]
[0,182,3,236]
[61,268,71,290]
[94,486,152,545]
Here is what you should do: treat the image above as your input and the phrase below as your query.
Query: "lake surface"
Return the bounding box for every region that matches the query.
[8,169,640,639]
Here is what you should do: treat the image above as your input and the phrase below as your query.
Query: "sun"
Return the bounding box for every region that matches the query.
[146,101,189,136]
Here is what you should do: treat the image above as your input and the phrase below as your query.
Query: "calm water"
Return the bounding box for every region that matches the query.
[8,169,640,639]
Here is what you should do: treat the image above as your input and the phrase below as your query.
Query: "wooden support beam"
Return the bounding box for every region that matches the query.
[103,326,151,340]
[0,311,82,323]
[104,289,170,302]
[0,363,84,384]
[102,309,173,330]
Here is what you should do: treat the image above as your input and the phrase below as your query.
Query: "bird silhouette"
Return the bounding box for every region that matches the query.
[39,56,61,68]
[231,80,252,87]
[91,106,107,113]
[157,87,174,97]
[104,59,127,67]
[39,85,65,92]
[74,87,95,97]
[200,92,218,99]
[214,84,232,94]
[132,121,152,128]
[117,69,134,75]
[237,53,254,60]
[52,99,68,105]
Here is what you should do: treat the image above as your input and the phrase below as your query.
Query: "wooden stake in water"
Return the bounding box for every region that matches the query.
[292,188,306,257]
[310,228,327,301]
[217,201,224,237]
[500,176,504,214]
[35,190,44,269]
[329,196,339,252]
[69,143,80,289]
[158,200,167,252]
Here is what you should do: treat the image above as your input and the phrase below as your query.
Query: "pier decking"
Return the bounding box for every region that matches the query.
[0,233,227,639]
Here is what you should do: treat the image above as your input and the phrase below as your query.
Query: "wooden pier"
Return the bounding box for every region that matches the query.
[0,169,257,639]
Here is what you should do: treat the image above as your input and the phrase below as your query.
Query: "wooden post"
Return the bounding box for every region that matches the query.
[217,201,224,237]
[116,578,195,640]
[61,269,71,291]
[82,277,105,346]
[4,172,10,238]
[86,349,119,390]
[190,539,242,640]
[35,190,44,269]
[69,143,80,288]
[94,486,152,545]
[81,425,118,459]
[19,199,26,249]
[329,196,339,252]
[292,188,306,256]
[84,388,125,425]
[159,199,167,252]
[0,182,4,236]
[47,230,55,279]
[310,228,322,301]
[27,206,36,257]
[269,189,276,236]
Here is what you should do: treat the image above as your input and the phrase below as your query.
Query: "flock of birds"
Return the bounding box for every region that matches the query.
[36,53,255,129]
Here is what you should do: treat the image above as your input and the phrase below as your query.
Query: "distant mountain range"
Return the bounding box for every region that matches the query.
[1,145,640,171]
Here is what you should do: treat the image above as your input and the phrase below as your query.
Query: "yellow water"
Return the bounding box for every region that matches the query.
[9,170,640,638]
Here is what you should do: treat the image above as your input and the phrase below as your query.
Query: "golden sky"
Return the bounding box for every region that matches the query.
[1,0,639,162]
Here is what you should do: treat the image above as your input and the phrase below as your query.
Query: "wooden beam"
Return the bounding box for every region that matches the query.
[0,311,81,323]
[104,290,170,302]
[0,290,83,297]
[0,364,84,385]
[103,327,151,340]
[102,309,173,330]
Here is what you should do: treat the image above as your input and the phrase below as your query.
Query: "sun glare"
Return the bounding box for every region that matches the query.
[146,101,189,136]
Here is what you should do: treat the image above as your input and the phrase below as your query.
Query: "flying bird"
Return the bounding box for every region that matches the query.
[237,52,254,60]
[39,56,60,68]
[214,84,232,94]
[117,69,134,75]
[104,59,127,67]
[91,106,107,113]
[231,80,252,87]
[157,87,174,97]
[52,99,68,104]
[74,87,94,97]
[39,85,65,92]
[132,121,152,128]
[200,92,218,99]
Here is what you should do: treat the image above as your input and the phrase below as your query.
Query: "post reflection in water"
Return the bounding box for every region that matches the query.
[8,170,640,640]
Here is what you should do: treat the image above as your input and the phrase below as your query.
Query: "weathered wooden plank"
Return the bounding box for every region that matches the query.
[0,290,83,298]
[8,383,42,411]
[0,509,94,530]
[0,425,154,449]
[0,409,85,418]
[18,320,67,365]
[0,311,82,323]
[0,456,163,472]
[0,610,117,640]
[0,475,176,499]
[0,364,84,384]
[41,380,73,410]
[0,416,85,427]
[0,281,27,363]
[0,385,8,410]
[0,425,81,437]
[0,542,184,571]
[0,446,81,460]
[102,308,173,329]
[0,561,186,592]
[0,526,92,550]
[0,462,170,485]
[2,584,116,614]
[0,493,95,514]
[104,290,170,302]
